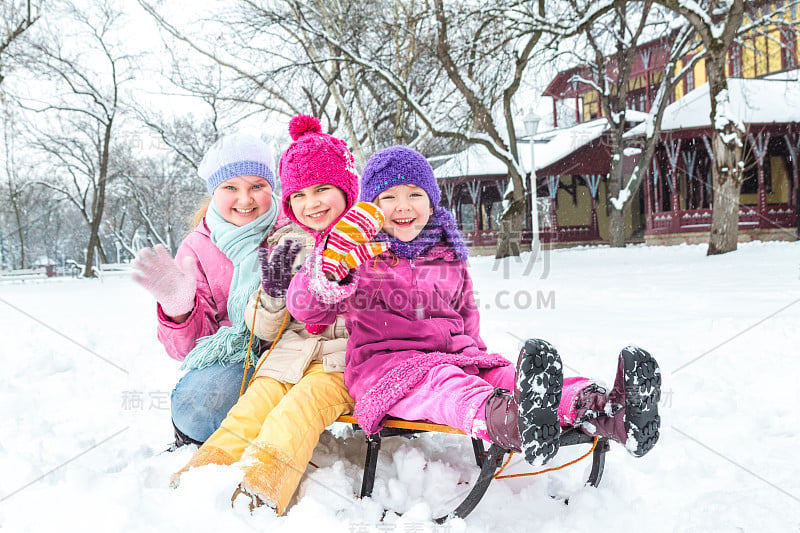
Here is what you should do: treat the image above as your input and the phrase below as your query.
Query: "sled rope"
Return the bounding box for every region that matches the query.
[239,286,291,397]
[493,437,599,479]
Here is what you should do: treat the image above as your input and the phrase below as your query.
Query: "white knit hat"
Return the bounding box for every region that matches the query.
[198,132,276,194]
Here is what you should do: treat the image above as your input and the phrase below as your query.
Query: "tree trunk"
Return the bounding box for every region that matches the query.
[84,228,99,277]
[707,169,741,255]
[11,190,25,268]
[706,59,744,256]
[608,208,626,247]
[495,165,527,258]
[83,121,113,277]
[495,211,523,259]
[607,133,626,247]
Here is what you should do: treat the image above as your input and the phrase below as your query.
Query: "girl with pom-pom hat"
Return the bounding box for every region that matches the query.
[278,114,360,237]
[170,115,361,515]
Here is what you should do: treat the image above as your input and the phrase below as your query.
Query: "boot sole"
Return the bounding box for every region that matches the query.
[516,339,563,466]
[620,346,662,457]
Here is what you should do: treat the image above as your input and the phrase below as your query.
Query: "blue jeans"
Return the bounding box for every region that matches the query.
[171,363,255,443]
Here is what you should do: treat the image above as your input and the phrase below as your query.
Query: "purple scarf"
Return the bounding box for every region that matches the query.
[375,207,469,260]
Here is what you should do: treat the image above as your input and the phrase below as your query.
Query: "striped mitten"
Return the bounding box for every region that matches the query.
[322,202,389,280]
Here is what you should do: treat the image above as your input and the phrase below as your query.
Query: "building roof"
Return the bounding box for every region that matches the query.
[626,76,800,137]
[434,119,609,179]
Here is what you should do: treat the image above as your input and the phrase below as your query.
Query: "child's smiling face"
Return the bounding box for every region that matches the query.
[289,184,348,232]
[212,175,273,227]
[375,184,433,242]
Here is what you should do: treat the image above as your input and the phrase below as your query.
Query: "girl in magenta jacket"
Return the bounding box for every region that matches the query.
[132,133,280,446]
[288,146,662,465]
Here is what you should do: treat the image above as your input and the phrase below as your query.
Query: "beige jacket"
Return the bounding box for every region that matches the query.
[245,223,348,383]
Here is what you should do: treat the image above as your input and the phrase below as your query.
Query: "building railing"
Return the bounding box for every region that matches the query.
[647,204,796,234]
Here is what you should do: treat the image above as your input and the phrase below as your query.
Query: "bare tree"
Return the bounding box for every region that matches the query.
[566,2,699,247]
[273,0,552,257]
[258,0,456,164]
[106,116,212,256]
[0,0,38,85]
[136,0,456,169]
[0,104,74,269]
[132,109,219,175]
[652,0,746,255]
[579,2,661,247]
[1,103,29,267]
[14,0,134,276]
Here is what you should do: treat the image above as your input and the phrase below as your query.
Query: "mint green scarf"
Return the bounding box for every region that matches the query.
[181,195,279,370]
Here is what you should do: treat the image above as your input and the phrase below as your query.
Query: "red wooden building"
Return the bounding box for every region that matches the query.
[434,14,800,252]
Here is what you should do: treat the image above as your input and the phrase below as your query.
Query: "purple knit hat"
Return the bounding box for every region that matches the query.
[279,115,359,229]
[361,145,468,260]
[360,145,439,205]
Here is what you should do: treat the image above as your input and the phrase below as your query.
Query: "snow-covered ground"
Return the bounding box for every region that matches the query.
[1,241,798,532]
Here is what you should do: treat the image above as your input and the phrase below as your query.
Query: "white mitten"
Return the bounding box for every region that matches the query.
[131,244,197,317]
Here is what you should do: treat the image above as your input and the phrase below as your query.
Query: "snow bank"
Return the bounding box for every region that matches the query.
[1,241,799,531]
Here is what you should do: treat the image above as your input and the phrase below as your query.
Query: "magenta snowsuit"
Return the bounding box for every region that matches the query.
[288,242,593,436]
[287,243,513,434]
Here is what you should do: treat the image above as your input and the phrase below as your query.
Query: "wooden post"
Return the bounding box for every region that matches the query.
[682,150,698,209]
[702,136,716,210]
[552,99,558,128]
[664,139,682,233]
[748,131,771,225]
[784,133,800,209]
[586,174,602,239]
[645,158,658,231]
[547,175,559,240]
[466,180,481,232]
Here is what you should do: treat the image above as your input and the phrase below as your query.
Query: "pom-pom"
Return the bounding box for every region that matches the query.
[304,323,327,335]
[288,114,321,141]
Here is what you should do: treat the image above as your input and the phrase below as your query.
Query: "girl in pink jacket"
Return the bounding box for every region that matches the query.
[170,115,384,514]
[132,133,280,446]
[289,146,662,466]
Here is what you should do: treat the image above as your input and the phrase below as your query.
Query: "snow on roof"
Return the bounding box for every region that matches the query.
[626,77,800,137]
[434,119,609,179]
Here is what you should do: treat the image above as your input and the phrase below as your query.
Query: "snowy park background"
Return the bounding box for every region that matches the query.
[1,240,798,532]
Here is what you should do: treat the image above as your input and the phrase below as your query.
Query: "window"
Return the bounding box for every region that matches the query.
[627,89,648,112]
[684,68,695,93]
[729,43,743,77]
[741,157,772,195]
[458,202,475,231]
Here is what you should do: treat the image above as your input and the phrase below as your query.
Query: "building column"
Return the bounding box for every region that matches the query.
[682,150,697,210]
[783,133,800,209]
[586,174,602,239]
[748,131,771,225]
[466,180,481,232]
[547,175,559,240]
[645,158,659,232]
[664,139,682,233]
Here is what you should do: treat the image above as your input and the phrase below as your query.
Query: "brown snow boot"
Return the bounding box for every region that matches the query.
[484,388,521,452]
[485,339,563,466]
[575,346,661,457]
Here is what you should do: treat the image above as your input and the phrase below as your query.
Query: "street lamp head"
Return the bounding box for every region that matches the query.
[523,111,541,137]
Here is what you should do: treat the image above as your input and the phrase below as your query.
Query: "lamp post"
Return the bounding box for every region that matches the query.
[523,111,541,252]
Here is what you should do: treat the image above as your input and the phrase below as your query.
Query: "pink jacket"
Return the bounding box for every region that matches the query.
[157,220,233,361]
[287,243,510,433]
[156,218,277,361]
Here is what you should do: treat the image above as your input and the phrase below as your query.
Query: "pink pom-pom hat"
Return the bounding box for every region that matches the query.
[279,115,359,232]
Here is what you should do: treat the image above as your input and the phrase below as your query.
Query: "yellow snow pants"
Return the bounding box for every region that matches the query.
[173,361,353,514]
